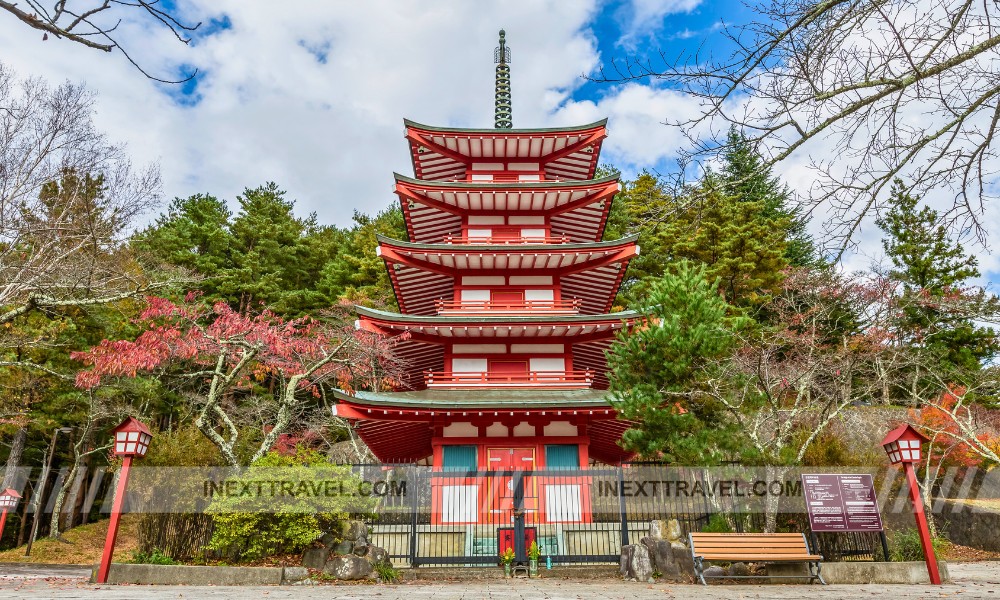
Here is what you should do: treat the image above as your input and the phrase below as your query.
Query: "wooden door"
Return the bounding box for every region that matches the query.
[487,448,537,525]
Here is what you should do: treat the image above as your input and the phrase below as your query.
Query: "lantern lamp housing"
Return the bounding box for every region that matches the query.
[112,417,153,457]
[881,424,929,465]
[0,488,20,510]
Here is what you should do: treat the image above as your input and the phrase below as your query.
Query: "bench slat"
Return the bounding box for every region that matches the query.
[690,531,802,539]
[698,554,822,561]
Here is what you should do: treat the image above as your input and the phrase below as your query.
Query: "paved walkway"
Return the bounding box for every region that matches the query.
[0,562,997,599]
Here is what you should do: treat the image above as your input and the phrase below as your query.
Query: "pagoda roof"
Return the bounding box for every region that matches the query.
[334,388,613,409]
[404,119,607,181]
[331,388,633,464]
[394,174,620,243]
[357,305,639,327]
[356,307,637,391]
[377,235,637,316]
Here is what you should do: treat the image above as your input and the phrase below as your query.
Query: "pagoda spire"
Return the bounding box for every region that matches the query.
[494,29,512,129]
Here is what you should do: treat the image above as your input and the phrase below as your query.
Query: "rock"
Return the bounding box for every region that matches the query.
[672,546,695,581]
[363,545,389,565]
[352,540,369,556]
[648,520,666,541]
[703,565,726,580]
[619,543,653,582]
[320,532,338,549]
[730,561,750,577]
[641,537,681,579]
[323,554,373,580]
[665,519,685,548]
[301,547,328,571]
[283,566,310,583]
[620,545,634,579]
[333,540,354,556]
[343,520,368,542]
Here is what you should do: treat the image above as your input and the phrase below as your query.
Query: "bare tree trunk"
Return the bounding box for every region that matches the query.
[1,427,27,489]
[763,465,788,533]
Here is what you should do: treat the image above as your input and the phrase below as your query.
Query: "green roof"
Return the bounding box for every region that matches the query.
[333,388,613,409]
[375,233,639,252]
[355,305,640,324]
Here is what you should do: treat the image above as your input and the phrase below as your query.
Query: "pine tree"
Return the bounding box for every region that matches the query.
[720,128,818,266]
[877,180,999,374]
[607,261,744,463]
[656,176,789,311]
[133,193,234,299]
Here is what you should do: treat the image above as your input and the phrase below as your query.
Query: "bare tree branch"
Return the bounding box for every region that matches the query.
[0,0,201,83]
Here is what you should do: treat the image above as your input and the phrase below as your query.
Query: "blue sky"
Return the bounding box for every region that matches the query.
[0,0,997,280]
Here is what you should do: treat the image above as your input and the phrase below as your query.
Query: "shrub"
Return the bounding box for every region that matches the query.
[128,548,178,565]
[205,447,373,562]
[701,513,734,533]
[887,528,950,562]
[373,561,399,583]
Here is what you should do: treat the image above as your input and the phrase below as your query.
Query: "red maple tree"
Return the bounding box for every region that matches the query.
[73,295,404,465]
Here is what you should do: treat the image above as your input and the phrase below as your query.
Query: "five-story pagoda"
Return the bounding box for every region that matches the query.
[334,31,638,485]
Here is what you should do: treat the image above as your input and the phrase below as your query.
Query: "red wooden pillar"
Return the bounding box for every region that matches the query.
[96,455,132,584]
[904,461,941,584]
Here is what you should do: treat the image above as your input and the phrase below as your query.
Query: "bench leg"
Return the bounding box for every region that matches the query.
[694,557,707,586]
[809,561,826,585]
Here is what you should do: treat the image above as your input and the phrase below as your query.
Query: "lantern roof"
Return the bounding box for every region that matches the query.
[113,416,152,436]
[0,488,20,499]
[881,423,929,447]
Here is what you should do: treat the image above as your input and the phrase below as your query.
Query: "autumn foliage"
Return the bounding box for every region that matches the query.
[72,294,404,465]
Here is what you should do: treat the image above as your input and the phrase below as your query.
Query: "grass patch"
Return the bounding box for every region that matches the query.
[0,515,140,564]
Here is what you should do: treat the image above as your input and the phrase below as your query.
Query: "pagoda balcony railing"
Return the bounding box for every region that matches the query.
[434,298,582,315]
[424,370,594,388]
[442,234,570,245]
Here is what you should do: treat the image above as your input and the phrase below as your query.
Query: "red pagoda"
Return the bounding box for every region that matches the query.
[333,31,638,527]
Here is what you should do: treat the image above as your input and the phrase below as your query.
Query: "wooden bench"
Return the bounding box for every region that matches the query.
[688,532,825,585]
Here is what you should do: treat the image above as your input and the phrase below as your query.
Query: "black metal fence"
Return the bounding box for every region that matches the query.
[353,464,885,567]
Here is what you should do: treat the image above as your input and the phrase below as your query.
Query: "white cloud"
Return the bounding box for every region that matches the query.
[615,0,703,49]
[0,1,604,227]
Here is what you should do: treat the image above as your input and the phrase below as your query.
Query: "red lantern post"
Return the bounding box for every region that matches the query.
[96,417,152,584]
[0,489,21,543]
[881,424,940,585]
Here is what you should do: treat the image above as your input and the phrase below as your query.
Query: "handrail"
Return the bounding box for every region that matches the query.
[424,370,594,388]
[442,234,570,245]
[434,299,582,314]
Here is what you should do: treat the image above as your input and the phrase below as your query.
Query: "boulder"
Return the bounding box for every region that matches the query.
[641,537,681,580]
[319,532,338,549]
[730,561,751,578]
[648,520,667,541]
[282,566,310,584]
[363,545,389,565]
[333,540,354,556]
[323,554,373,580]
[619,544,653,582]
[672,546,695,580]
[352,540,369,556]
[301,547,328,571]
[619,545,634,578]
[664,519,685,549]
[343,520,368,542]
[702,565,726,581]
